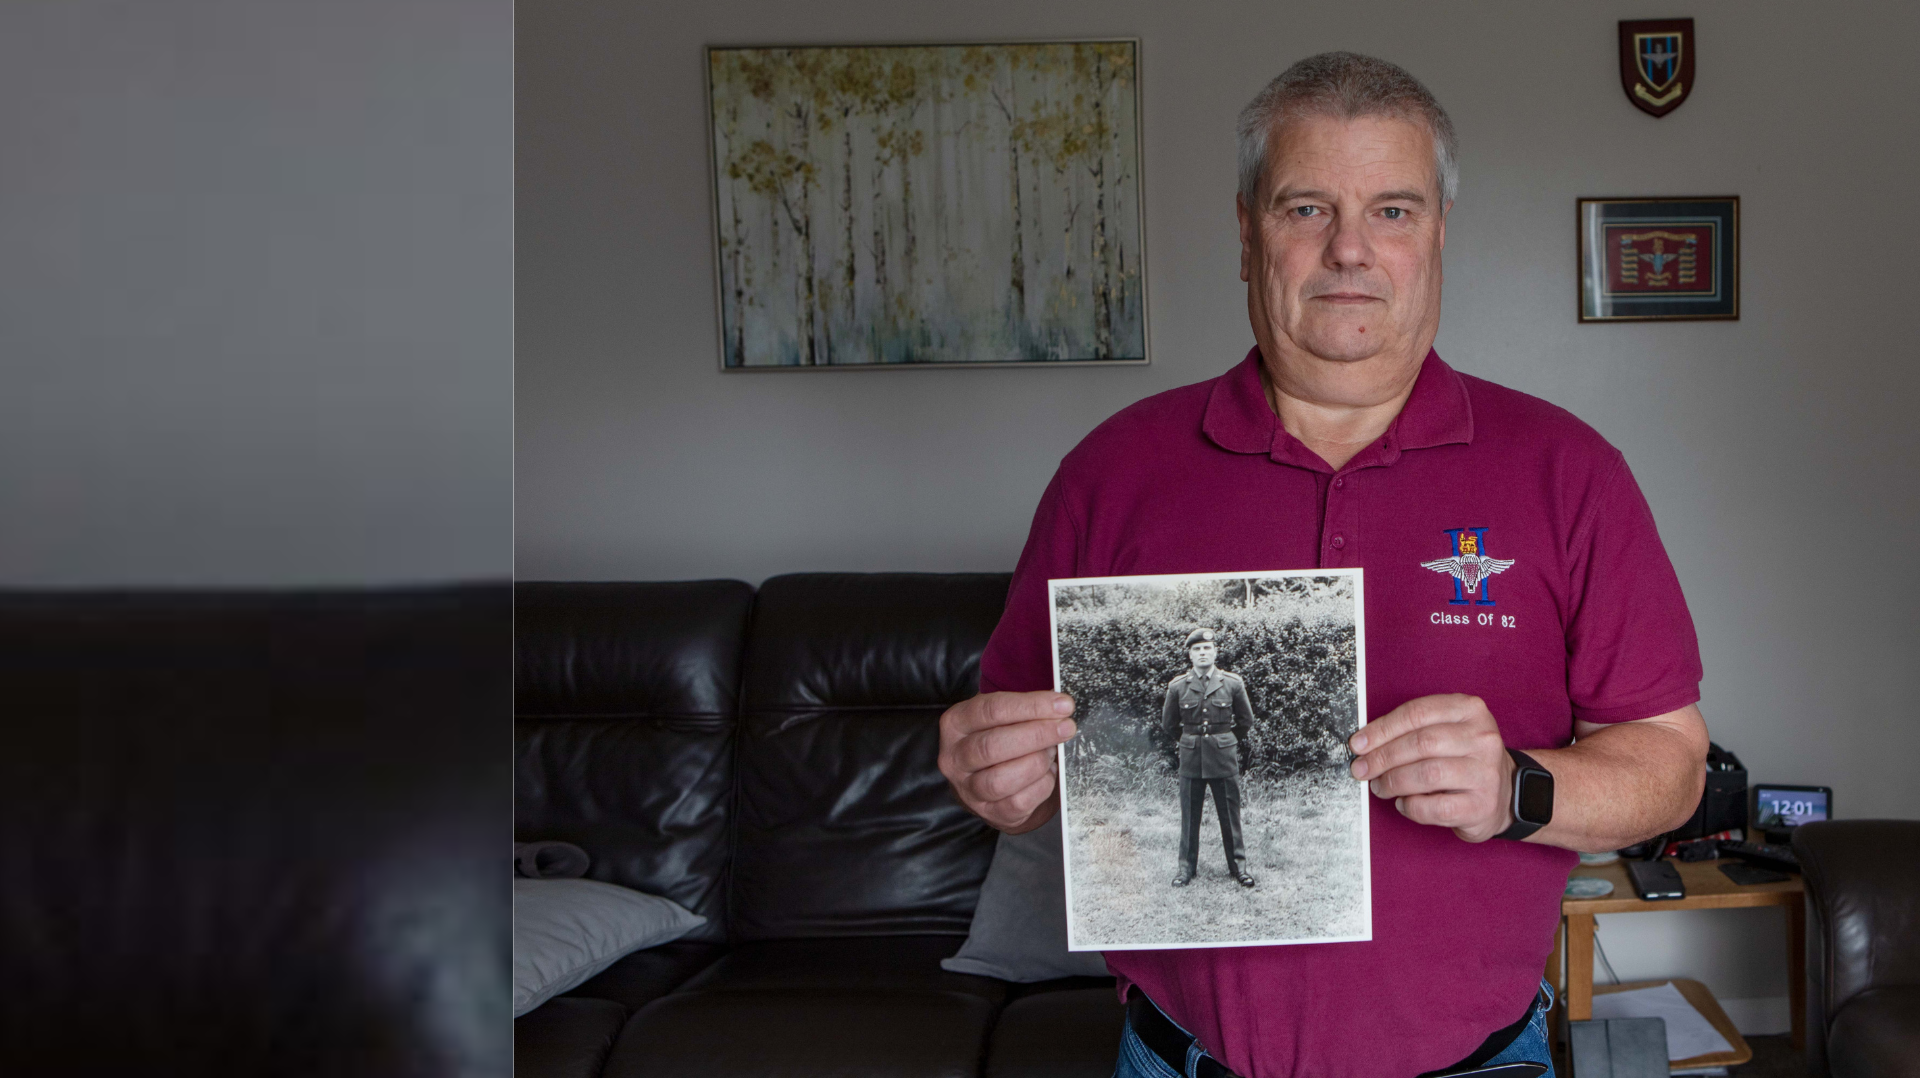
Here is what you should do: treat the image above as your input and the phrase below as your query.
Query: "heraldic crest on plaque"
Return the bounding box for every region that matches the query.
[1578,197,1739,322]
[1619,18,1695,117]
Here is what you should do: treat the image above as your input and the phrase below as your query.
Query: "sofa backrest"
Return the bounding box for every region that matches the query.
[513,580,752,943]
[729,573,1009,941]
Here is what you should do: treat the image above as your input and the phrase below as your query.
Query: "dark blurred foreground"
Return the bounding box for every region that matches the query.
[0,585,511,1077]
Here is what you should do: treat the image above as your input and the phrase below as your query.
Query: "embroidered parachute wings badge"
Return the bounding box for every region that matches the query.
[1420,551,1516,595]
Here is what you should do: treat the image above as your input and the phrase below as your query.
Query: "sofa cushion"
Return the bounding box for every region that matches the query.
[1827,986,1920,1078]
[515,580,753,943]
[678,935,1005,1005]
[985,986,1126,1078]
[943,813,1112,982]
[602,989,998,1078]
[742,573,1010,710]
[732,573,1009,940]
[562,940,727,1013]
[515,580,753,719]
[515,996,627,1078]
[513,879,707,1016]
[516,718,734,942]
[1005,975,1120,1001]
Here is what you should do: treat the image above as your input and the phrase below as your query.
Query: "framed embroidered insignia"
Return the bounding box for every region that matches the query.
[1578,197,1739,323]
[1619,19,1695,118]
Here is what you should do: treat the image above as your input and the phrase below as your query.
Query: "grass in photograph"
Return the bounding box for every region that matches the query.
[1064,765,1367,948]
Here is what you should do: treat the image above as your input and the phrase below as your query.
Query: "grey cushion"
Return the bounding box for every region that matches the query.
[513,878,706,1016]
[942,813,1110,982]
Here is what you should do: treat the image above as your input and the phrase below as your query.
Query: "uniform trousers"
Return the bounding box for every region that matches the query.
[1176,776,1244,872]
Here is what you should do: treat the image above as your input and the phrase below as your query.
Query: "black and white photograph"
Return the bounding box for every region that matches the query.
[1049,570,1369,950]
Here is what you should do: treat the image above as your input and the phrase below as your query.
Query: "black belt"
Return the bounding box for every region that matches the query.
[1125,988,1240,1078]
[1125,986,1546,1078]
[1181,726,1234,735]
[1416,986,1546,1076]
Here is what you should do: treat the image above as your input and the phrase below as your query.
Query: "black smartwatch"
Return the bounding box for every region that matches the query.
[1496,748,1554,841]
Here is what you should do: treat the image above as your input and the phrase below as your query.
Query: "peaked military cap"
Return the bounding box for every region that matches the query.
[1184,628,1217,647]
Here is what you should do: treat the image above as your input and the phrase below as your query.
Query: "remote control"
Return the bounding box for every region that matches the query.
[1721,861,1791,887]
[1720,840,1801,874]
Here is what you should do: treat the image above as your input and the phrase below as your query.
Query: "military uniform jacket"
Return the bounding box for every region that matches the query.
[1160,668,1253,779]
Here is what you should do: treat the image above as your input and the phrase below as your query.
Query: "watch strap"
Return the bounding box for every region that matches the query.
[1496,748,1553,842]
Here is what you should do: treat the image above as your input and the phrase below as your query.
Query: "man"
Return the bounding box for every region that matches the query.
[1162,628,1256,888]
[937,51,1708,1077]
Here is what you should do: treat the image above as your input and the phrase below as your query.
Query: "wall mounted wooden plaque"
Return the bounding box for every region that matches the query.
[1620,19,1695,118]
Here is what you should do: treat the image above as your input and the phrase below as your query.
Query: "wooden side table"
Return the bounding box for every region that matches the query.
[1551,857,1805,1058]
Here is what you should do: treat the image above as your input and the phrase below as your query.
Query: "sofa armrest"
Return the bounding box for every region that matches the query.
[1795,819,1920,1077]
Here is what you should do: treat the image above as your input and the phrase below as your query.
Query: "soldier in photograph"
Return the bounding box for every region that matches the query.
[1161,628,1257,888]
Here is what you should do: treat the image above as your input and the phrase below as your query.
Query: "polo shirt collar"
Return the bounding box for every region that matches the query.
[1201,346,1474,472]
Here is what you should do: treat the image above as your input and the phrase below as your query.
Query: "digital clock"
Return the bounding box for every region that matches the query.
[1750,783,1831,831]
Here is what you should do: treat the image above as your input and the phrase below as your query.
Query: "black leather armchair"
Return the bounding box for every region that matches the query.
[1795,819,1920,1078]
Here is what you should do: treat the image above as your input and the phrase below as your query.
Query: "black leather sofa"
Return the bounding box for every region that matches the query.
[1,585,512,1077]
[1796,820,1920,1078]
[513,574,1126,1078]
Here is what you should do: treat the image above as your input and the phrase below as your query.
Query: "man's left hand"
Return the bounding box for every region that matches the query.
[1347,694,1515,843]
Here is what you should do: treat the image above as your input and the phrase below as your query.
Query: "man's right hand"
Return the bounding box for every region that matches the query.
[937,691,1077,834]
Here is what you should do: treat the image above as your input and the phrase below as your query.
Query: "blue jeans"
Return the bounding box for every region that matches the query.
[1112,981,1556,1078]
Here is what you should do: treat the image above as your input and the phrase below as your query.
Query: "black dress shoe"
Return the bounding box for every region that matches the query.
[1232,866,1257,888]
[1171,869,1194,887]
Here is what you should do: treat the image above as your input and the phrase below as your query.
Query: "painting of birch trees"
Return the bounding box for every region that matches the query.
[708,42,1146,368]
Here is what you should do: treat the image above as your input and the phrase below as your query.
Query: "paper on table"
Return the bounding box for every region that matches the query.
[1590,981,1734,1060]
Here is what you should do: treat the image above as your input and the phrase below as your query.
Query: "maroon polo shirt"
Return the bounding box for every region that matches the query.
[979,348,1702,1078]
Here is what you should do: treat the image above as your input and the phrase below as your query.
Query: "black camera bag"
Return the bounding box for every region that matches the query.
[1674,741,1746,839]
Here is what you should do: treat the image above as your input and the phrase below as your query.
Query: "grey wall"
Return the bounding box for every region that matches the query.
[0,0,513,586]
[519,0,1920,1022]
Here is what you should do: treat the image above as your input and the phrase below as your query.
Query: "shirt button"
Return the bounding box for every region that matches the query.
[1334,478,1345,489]
[1331,535,1346,549]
